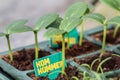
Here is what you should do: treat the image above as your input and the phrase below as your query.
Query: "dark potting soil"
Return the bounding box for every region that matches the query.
[74,52,120,73]
[29,64,82,80]
[91,29,120,46]
[1,48,50,71]
[65,40,100,59]
[52,40,100,59]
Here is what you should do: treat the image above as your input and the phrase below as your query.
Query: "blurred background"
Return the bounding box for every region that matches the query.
[0,0,117,52]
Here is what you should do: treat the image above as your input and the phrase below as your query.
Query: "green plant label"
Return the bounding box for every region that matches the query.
[33,52,66,79]
[50,28,79,48]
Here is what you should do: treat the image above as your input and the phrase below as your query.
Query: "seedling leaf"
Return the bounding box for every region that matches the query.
[100,0,120,11]
[0,32,5,37]
[83,13,106,24]
[88,4,94,12]
[5,19,28,34]
[60,18,82,32]
[34,13,59,31]
[7,26,33,34]
[46,17,62,29]
[64,2,88,19]
[108,16,120,25]
[44,28,65,38]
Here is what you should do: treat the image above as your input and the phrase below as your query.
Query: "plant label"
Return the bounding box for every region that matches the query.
[50,28,79,48]
[33,52,67,79]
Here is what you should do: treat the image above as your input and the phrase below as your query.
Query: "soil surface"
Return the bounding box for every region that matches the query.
[52,40,100,59]
[91,28,120,46]
[29,64,82,80]
[1,48,50,71]
[74,52,120,73]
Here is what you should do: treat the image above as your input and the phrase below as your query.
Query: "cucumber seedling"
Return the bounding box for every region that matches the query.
[0,19,32,61]
[83,13,107,57]
[100,0,120,38]
[33,13,59,59]
[44,17,82,74]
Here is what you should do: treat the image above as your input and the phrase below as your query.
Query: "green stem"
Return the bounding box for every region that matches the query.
[6,35,13,61]
[62,34,65,73]
[67,33,70,49]
[100,24,107,57]
[113,25,119,38]
[79,21,84,46]
[34,31,39,59]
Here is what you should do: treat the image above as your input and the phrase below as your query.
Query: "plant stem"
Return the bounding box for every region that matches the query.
[67,33,70,49]
[100,24,107,57]
[62,34,65,73]
[6,35,13,61]
[34,31,39,59]
[113,25,119,38]
[79,21,84,46]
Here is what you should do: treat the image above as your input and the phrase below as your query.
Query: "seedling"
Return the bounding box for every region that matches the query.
[44,2,90,73]
[0,19,32,61]
[100,0,120,38]
[83,13,120,57]
[33,13,59,59]
[83,13,107,57]
[44,17,82,74]
[79,57,111,80]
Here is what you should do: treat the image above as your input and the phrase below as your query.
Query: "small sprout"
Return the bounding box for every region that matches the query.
[0,19,32,61]
[45,17,82,74]
[83,13,106,57]
[97,57,112,73]
[59,18,82,73]
[79,57,110,80]
[100,0,120,38]
[33,13,59,59]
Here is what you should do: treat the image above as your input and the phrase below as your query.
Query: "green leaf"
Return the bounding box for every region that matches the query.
[84,4,94,15]
[7,26,33,34]
[0,32,5,37]
[108,16,120,25]
[5,19,28,34]
[83,13,106,24]
[116,0,120,4]
[71,76,79,80]
[87,4,94,12]
[64,2,88,19]
[44,28,65,38]
[34,13,59,31]
[60,18,82,32]
[100,0,120,11]
[46,17,62,29]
